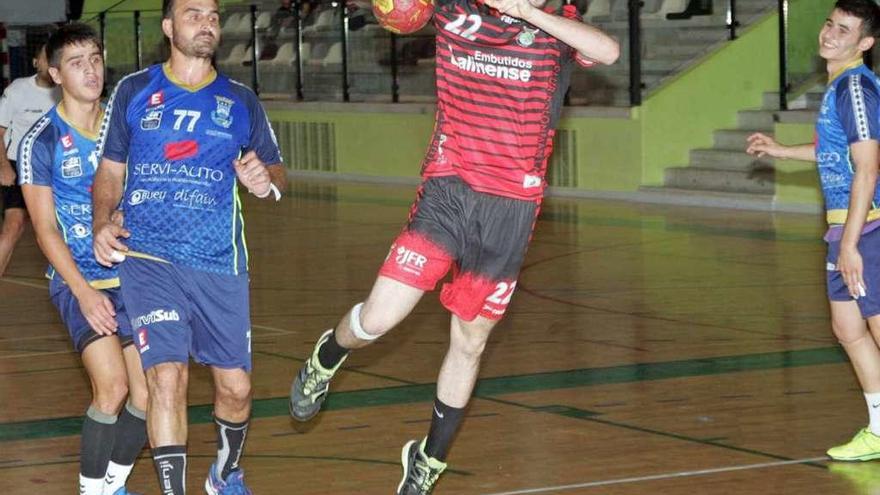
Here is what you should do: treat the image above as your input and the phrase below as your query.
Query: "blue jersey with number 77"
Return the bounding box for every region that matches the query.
[97,63,282,275]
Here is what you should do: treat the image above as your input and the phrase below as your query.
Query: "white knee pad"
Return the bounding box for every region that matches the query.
[350,302,379,341]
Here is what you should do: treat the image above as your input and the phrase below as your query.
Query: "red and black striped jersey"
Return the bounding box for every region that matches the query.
[421,0,593,201]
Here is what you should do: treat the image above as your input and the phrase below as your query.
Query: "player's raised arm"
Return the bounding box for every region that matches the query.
[483,0,619,65]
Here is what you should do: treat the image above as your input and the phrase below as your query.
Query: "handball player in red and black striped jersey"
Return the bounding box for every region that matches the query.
[290,0,618,492]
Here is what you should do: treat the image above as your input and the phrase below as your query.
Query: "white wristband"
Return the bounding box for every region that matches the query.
[254,183,281,201]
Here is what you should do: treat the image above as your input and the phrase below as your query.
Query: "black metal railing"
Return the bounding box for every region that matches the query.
[628,0,642,106]
[778,0,789,110]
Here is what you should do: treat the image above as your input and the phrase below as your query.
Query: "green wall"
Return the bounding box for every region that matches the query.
[267,109,435,178]
[773,122,822,207]
[788,0,836,80]
[266,107,643,192]
[639,14,779,186]
[567,115,641,191]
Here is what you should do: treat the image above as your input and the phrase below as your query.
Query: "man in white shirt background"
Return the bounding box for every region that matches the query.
[0,44,60,276]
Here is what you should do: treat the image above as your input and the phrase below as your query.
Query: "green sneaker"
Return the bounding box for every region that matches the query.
[396,438,447,495]
[828,428,880,461]
[289,329,347,421]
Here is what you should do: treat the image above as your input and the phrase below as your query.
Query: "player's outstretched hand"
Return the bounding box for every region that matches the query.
[93,220,130,267]
[482,0,541,20]
[838,246,867,300]
[234,150,272,198]
[746,132,785,158]
[76,286,118,335]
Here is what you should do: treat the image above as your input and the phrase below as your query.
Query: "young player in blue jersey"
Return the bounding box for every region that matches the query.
[91,0,287,493]
[17,24,147,495]
[746,0,880,462]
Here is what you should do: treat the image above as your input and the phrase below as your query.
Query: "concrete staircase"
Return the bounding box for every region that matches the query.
[641,90,823,206]
[574,0,776,105]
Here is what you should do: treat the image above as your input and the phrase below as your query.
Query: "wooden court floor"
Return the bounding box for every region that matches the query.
[1,179,879,494]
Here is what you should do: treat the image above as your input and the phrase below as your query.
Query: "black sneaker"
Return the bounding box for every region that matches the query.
[289,329,347,421]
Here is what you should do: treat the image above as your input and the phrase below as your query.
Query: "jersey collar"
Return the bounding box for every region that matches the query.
[56,102,104,141]
[829,58,864,85]
[162,62,217,92]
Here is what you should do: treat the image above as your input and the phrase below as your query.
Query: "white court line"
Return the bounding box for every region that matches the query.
[480,457,828,495]
[0,277,48,290]
[251,324,298,335]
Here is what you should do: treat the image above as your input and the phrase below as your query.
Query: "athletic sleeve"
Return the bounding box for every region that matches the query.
[836,74,880,144]
[96,77,136,163]
[561,4,596,68]
[246,95,283,166]
[17,120,53,186]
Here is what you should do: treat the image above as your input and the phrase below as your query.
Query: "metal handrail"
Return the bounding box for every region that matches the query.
[778,0,789,110]
[628,0,642,106]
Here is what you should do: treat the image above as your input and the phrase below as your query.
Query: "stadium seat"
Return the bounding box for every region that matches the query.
[643,0,688,19]
[322,42,342,65]
[256,11,272,30]
[268,42,297,65]
[219,43,249,67]
[585,0,611,21]
[222,12,242,34]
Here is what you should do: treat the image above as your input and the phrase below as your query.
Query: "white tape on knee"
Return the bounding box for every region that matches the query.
[349,302,379,341]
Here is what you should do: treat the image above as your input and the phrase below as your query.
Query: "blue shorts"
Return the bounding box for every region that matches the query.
[827,227,880,318]
[119,257,252,371]
[49,278,133,353]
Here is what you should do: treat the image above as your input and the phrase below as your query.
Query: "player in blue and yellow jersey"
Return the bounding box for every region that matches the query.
[17,24,147,495]
[747,0,880,462]
[91,0,286,493]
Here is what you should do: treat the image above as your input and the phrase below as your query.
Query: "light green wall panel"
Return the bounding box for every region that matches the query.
[267,109,435,178]
[773,122,822,207]
[640,15,779,186]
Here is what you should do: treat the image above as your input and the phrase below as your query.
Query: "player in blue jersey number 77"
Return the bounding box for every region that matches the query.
[747,0,880,463]
[18,24,148,495]
[91,0,287,493]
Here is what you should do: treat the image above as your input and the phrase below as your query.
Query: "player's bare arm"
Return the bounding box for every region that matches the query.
[23,184,119,334]
[0,127,14,186]
[92,157,130,266]
[483,0,620,65]
[837,139,879,298]
[233,150,286,199]
[745,132,817,161]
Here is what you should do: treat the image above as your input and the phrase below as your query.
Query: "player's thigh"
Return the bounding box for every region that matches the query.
[361,275,427,331]
[119,257,191,370]
[188,269,252,372]
[831,300,870,342]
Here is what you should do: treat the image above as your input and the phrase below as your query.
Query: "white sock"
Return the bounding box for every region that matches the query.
[103,461,134,494]
[865,392,880,435]
[79,474,104,495]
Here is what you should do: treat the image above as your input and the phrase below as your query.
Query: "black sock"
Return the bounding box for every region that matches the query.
[152,445,187,495]
[81,406,117,479]
[317,329,349,369]
[110,402,148,466]
[215,416,249,480]
[424,398,466,461]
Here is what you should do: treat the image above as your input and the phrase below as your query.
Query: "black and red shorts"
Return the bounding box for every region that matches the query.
[379,175,539,321]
